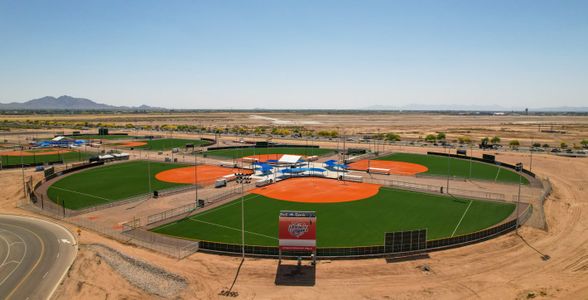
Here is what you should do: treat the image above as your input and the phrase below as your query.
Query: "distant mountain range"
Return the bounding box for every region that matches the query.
[0,96,165,111]
[1,95,586,112]
[362,104,588,112]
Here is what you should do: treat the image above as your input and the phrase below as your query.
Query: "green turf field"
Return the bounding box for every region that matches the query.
[1,151,93,166]
[151,187,514,247]
[47,160,188,210]
[132,138,213,150]
[377,152,529,184]
[204,147,334,159]
[72,134,134,140]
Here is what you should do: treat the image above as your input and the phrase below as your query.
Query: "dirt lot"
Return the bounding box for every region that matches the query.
[2,112,588,146]
[0,114,587,299]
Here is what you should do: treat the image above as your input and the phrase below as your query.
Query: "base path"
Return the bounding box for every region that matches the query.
[0,149,72,156]
[155,165,252,185]
[348,159,428,176]
[251,177,381,203]
[0,215,77,300]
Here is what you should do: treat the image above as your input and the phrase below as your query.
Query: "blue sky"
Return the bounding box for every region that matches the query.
[1,0,587,109]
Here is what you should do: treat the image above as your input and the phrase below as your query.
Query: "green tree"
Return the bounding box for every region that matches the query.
[385,133,401,142]
[330,130,339,138]
[436,132,446,141]
[581,139,588,148]
[509,140,520,149]
[491,136,501,144]
[560,142,568,149]
[458,136,472,144]
[532,142,541,148]
[425,134,436,142]
[481,137,490,144]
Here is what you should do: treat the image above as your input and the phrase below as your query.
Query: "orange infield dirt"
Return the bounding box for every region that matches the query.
[155,165,252,185]
[251,177,381,203]
[0,149,72,156]
[241,154,297,163]
[118,141,147,147]
[348,159,428,176]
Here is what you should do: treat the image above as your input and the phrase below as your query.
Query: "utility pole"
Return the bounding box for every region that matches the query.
[147,148,152,196]
[194,152,198,204]
[515,162,523,234]
[446,145,451,193]
[235,173,252,260]
[19,135,26,198]
[530,138,534,172]
[469,143,473,179]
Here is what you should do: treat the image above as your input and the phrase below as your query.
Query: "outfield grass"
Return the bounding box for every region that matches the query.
[204,147,334,159]
[378,152,529,184]
[47,160,188,210]
[1,151,93,167]
[133,138,213,151]
[151,187,514,247]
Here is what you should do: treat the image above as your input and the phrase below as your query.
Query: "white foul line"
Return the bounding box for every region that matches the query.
[49,186,113,203]
[451,200,473,237]
[188,218,278,241]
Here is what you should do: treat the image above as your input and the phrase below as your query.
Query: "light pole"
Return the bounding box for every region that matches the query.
[530,138,534,172]
[469,143,473,179]
[235,173,252,260]
[446,145,451,193]
[515,162,523,234]
[147,148,152,196]
[19,135,26,198]
[194,152,198,204]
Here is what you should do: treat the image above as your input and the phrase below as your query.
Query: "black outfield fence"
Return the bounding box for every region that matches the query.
[195,204,532,259]
[427,151,536,178]
[0,160,64,169]
[206,144,321,151]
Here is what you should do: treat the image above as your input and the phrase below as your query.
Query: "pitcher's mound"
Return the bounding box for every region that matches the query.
[251,177,381,203]
[348,160,428,176]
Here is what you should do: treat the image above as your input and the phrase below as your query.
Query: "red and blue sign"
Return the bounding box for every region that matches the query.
[278,211,316,251]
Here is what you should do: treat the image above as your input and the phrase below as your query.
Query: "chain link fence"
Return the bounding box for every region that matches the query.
[196,203,533,259]
[513,177,551,230]
[19,156,549,259]
[362,176,507,201]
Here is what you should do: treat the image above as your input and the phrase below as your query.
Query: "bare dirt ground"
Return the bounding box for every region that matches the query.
[0,113,587,299]
[0,148,586,299]
[2,112,588,146]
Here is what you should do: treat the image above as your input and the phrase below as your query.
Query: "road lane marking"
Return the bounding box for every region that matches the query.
[0,233,11,267]
[5,224,45,300]
[0,226,27,288]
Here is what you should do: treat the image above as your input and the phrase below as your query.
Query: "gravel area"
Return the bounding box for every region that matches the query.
[85,244,187,298]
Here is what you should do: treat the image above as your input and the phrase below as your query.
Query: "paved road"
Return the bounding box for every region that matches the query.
[0,215,77,300]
